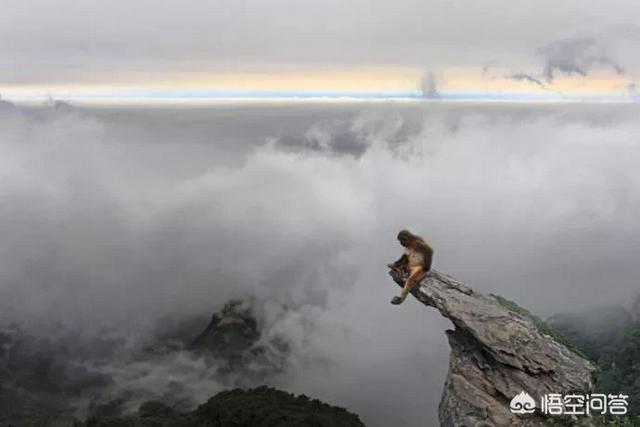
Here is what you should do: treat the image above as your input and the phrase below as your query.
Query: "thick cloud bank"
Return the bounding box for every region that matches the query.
[1,101,639,426]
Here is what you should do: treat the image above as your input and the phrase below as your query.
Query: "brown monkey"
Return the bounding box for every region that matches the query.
[387,229,433,305]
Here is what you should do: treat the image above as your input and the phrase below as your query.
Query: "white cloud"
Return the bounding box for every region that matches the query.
[1,102,640,425]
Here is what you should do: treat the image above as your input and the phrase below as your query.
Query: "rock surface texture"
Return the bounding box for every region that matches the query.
[390,269,597,427]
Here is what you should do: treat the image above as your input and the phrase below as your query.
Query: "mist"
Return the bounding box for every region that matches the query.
[1,100,640,426]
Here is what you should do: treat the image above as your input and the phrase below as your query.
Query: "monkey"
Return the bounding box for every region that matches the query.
[387,229,433,305]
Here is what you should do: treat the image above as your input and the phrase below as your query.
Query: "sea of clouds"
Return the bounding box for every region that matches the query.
[1,100,639,426]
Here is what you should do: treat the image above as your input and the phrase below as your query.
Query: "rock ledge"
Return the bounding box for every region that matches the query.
[390,269,596,427]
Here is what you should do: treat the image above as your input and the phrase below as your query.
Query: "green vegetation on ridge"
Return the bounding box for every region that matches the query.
[490,293,590,359]
[492,293,640,424]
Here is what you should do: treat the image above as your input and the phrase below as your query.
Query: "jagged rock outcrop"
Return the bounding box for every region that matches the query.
[189,299,289,381]
[190,299,261,358]
[390,269,597,427]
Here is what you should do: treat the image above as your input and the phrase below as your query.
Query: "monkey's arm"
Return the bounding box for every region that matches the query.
[416,241,434,271]
[388,253,408,269]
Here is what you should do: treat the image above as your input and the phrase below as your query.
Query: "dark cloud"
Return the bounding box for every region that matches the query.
[537,37,624,82]
[628,82,639,100]
[490,28,638,89]
[421,71,441,99]
[507,72,546,88]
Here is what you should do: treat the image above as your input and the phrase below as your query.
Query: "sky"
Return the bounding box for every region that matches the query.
[2,0,640,101]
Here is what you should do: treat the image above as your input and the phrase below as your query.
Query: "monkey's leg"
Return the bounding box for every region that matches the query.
[391,266,424,305]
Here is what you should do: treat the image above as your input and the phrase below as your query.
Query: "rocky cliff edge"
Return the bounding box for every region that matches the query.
[389,269,596,427]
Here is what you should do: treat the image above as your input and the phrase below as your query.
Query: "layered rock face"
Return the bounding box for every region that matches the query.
[389,269,596,427]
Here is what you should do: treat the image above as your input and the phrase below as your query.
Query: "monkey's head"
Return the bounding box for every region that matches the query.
[397,229,414,247]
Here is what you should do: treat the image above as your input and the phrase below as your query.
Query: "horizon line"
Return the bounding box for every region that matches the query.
[2,90,638,105]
